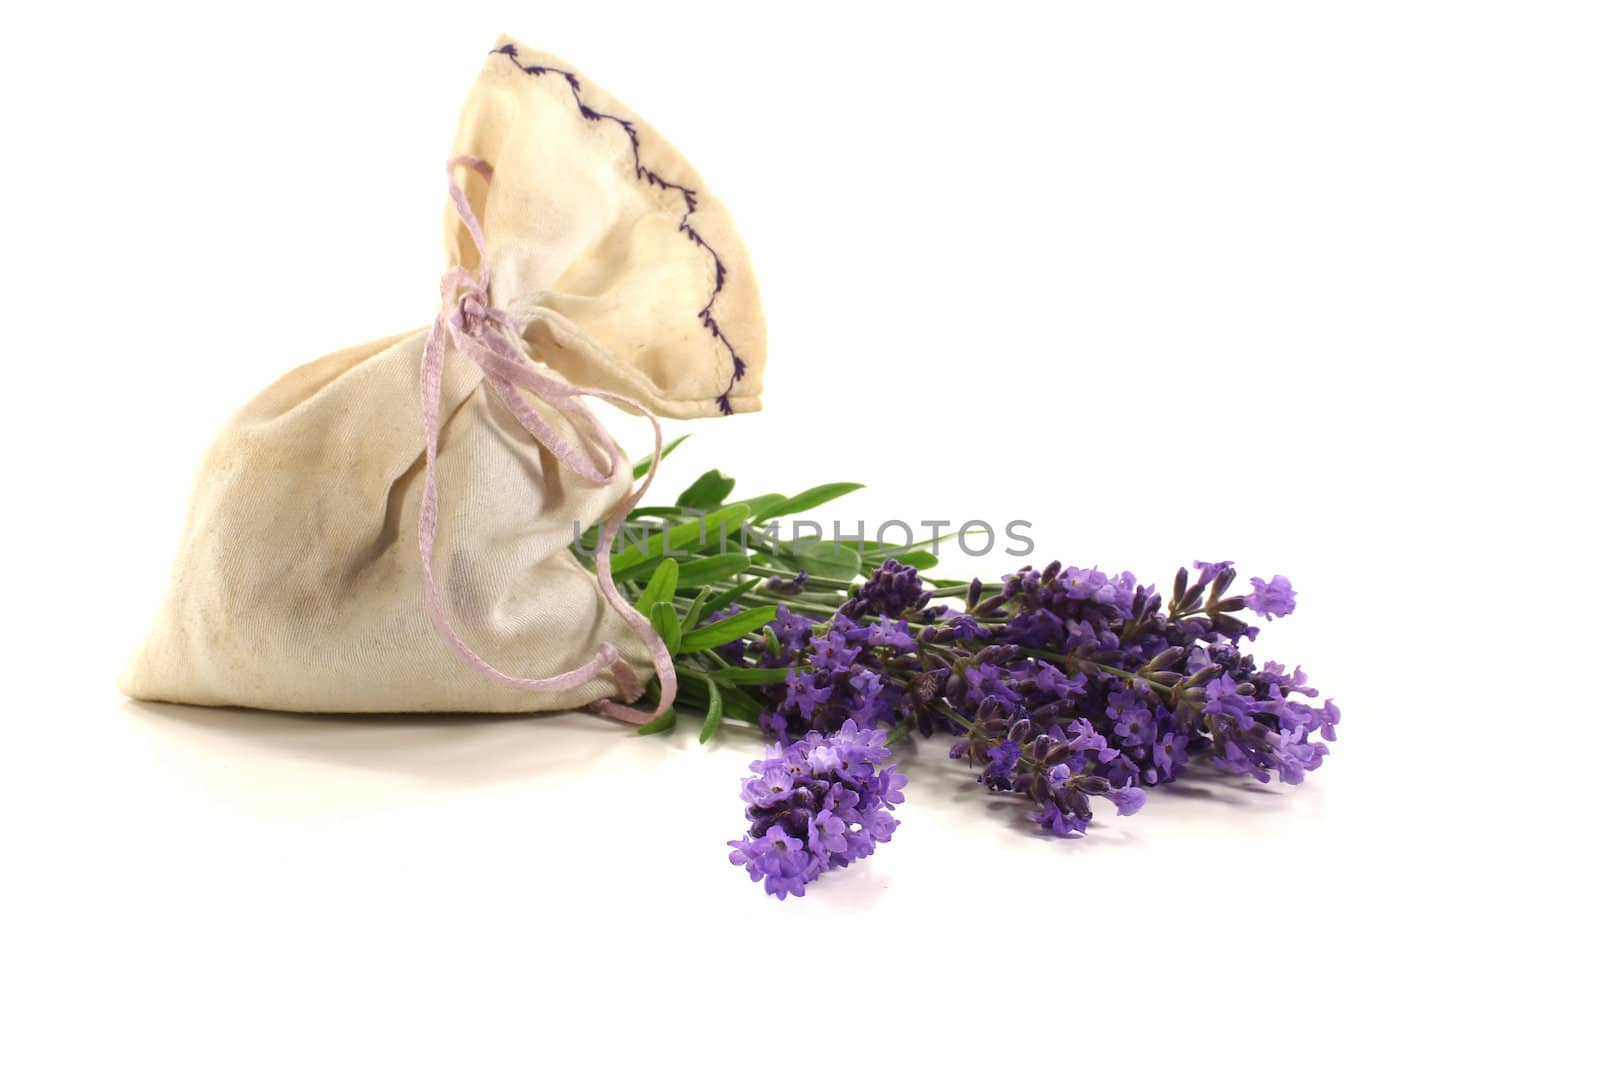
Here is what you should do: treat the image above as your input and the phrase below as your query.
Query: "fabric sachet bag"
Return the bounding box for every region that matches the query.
[120,37,765,718]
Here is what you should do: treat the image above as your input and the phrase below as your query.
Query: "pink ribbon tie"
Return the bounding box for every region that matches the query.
[417,155,676,725]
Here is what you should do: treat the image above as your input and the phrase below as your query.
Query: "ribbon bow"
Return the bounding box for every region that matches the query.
[417,155,676,724]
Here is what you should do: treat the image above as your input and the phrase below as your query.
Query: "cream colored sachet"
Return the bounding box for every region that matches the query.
[120,36,765,713]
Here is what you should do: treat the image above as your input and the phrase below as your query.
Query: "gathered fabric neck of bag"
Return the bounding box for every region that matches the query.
[420,155,676,726]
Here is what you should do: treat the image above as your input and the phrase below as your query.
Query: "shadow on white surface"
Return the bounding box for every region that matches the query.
[119,696,643,787]
[119,694,1318,840]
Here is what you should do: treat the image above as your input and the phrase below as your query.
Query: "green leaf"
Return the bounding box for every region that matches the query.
[718,685,766,722]
[631,434,689,481]
[681,587,712,632]
[679,605,778,653]
[676,469,736,510]
[610,504,752,578]
[633,679,675,735]
[697,679,724,743]
[673,670,760,725]
[703,578,760,616]
[755,482,866,522]
[792,541,862,581]
[637,706,677,735]
[649,601,682,656]
[668,671,711,711]
[633,558,679,618]
[674,552,752,589]
[730,494,787,522]
[707,666,792,685]
[627,505,695,519]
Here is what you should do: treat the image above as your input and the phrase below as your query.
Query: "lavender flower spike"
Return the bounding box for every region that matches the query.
[728,721,905,898]
[1244,575,1297,619]
[716,558,1339,842]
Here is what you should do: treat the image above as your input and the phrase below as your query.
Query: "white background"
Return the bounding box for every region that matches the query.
[2,2,1593,1062]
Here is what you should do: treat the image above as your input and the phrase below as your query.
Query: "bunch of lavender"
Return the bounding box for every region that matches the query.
[719,559,1337,839]
[726,721,906,899]
[579,446,1341,897]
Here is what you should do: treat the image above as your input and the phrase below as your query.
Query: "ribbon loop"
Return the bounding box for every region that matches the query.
[417,156,676,725]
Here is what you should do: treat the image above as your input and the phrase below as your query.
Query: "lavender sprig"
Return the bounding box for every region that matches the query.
[580,453,1341,898]
[716,558,1338,843]
[727,721,905,899]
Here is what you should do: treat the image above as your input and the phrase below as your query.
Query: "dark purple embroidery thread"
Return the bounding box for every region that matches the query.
[494,43,745,414]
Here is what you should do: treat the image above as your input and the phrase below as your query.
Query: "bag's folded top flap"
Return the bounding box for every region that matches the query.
[447,36,765,419]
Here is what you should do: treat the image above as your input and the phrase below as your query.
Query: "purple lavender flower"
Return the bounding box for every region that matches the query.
[841,559,929,620]
[727,827,812,900]
[1318,699,1341,741]
[1193,560,1235,585]
[930,610,989,641]
[1260,661,1318,697]
[1152,732,1189,777]
[866,617,917,653]
[1030,662,1088,701]
[1202,677,1259,728]
[1065,717,1109,754]
[848,670,893,725]
[764,570,809,595]
[964,663,1022,710]
[1098,750,1141,789]
[982,739,1022,789]
[771,604,817,651]
[808,628,860,672]
[727,557,1338,849]
[1107,785,1148,816]
[1270,727,1329,786]
[1059,566,1131,608]
[782,673,832,719]
[728,721,905,898]
[1033,806,1088,837]
[1034,763,1097,837]
[1108,684,1158,746]
[1244,575,1296,619]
